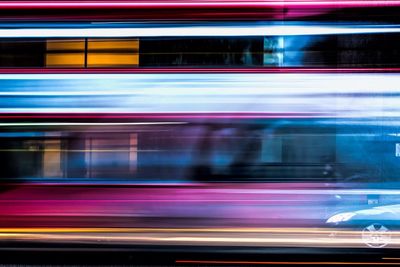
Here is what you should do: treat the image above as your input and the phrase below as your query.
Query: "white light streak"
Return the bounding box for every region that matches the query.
[0,25,398,37]
[1,73,400,118]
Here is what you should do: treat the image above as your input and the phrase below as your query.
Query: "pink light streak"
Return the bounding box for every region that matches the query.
[0,1,397,9]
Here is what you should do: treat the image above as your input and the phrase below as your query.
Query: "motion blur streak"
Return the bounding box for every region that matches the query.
[0,0,399,8]
[0,227,394,247]
[0,68,400,74]
[0,73,400,117]
[1,0,398,21]
[0,227,370,233]
[2,25,400,37]
[0,122,186,127]
[0,1,400,261]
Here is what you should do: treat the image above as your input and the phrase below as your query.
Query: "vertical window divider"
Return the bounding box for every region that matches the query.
[84,38,88,68]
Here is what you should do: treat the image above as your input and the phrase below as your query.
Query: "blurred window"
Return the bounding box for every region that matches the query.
[43,139,62,178]
[84,134,137,178]
[263,37,284,66]
[139,37,263,67]
[87,38,139,67]
[46,38,139,68]
[46,39,85,67]
[0,39,45,67]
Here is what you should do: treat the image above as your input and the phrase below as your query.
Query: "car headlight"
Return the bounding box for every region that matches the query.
[326,212,356,224]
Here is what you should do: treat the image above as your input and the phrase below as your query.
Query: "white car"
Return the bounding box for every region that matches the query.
[326,204,400,248]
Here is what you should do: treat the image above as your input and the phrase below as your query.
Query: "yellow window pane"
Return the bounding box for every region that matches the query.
[46,38,140,68]
[46,53,85,67]
[47,39,85,51]
[88,39,139,51]
[87,53,138,67]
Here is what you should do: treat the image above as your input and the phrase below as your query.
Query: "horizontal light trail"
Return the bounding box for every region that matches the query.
[0,227,347,233]
[0,149,152,152]
[0,184,397,195]
[0,227,396,249]
[0,1,398,9]
[0,73,399,118]
[0,25,400,37]
[1,72,399,93]
[0,122,186,127]
[0,233,362,245]
[0,68,398,74]
[0,227,399,236]
[0,112,326,119]
[0,74,398,121]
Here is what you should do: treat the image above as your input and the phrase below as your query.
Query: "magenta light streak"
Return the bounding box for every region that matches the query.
[0,182,346,228]
[0,1,398,9]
